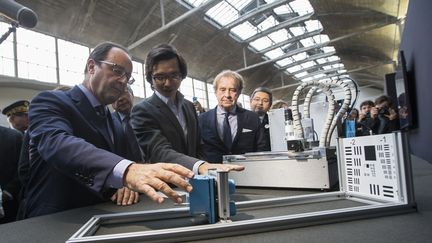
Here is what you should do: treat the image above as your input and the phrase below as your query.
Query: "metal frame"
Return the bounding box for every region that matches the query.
[67,132,416,242]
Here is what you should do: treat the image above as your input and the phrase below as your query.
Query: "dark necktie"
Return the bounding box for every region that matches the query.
[223,112,232,150]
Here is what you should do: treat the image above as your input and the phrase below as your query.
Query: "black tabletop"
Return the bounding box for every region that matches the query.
[0,155,431,243]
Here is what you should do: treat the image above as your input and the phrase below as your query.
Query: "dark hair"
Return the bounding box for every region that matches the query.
[251,87,273,106]
[359,100,375,109]
[145,44,187,86]
[375,95,393,108]
[84,41,130,74]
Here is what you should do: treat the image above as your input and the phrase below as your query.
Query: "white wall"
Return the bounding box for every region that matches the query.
[0,87,41,127]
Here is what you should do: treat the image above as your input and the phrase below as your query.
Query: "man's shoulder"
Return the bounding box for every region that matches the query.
[0,126,22,139]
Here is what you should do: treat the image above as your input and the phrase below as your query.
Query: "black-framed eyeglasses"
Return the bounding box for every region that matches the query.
[152,73,182,83]
[99,60,135,85]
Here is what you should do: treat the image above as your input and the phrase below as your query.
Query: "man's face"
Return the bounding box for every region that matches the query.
[251,91,271,116]
[8,113,28,132]
[151,58,182,99]
[87,47,133,105]
[215,76,240,111]
[112,90,133,116]
[361,104,372,114]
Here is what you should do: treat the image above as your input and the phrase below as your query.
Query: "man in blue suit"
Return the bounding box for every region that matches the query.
[199,70,267,163]
[25,42,194,218]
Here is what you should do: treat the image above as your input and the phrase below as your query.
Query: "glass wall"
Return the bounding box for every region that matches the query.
[57,39,89,86]
[0,22,15,77]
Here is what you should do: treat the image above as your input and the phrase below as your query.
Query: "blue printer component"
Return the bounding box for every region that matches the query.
[189,174,236,224]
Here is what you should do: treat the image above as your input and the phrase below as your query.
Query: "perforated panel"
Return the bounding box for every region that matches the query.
[340,134,401,202]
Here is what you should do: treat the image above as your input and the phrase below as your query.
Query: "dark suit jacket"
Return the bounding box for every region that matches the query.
[0,126,22,196]
[131,93,203,169]
[112,111,144,162]
[199,106,267,163]
[25,86,128,218]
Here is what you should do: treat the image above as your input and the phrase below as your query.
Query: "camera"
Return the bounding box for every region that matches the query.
[378,107,389,116]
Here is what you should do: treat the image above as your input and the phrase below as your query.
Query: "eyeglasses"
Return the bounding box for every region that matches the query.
[152,73,182,83]
[99,60,135,85]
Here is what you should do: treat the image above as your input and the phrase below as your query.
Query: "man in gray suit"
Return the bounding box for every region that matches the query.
[131,44,243,174]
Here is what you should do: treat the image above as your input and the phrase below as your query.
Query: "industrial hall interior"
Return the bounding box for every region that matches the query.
[1,0,432,242]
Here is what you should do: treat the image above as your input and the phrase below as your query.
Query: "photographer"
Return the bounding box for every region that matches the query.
[374,95,399,134]
[357,100,379,135]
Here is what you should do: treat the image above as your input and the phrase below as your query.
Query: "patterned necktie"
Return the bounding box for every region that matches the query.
[223,112,232,150]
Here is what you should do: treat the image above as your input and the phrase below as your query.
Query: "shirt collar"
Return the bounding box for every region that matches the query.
[155,90,184,106]
[78,84,102,108]
[217,105,237,115]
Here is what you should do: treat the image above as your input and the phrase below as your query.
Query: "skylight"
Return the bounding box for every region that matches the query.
[206,1,239,26]
[264,48,285,59]
[289,0,314,15]
[304,20,322,32]
[287,65,302,73]
[294,71,308,78]
[250,37,273,51]
[301,61,316,68]
[292,52,308,61]
[180,0,346,84]
[231,21,257,40]
[268,29,290,43]
[273,4,294,15]
[258,16,278,31]
[276,57,294,67]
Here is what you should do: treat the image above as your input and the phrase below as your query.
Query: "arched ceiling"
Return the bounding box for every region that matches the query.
[7,0,408,100]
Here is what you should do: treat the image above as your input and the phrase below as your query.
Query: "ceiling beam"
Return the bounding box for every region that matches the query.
[128,0,221,50]
[243,12,314,43]
[223,0,293,30]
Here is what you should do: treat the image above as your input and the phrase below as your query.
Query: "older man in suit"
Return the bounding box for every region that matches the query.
[25,42,195,218]
[131,44,243,174]
[199,70,267,163]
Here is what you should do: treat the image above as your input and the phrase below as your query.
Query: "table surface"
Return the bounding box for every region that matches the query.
[0,155,431,243]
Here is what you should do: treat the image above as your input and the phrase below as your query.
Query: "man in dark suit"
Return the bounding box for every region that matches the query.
[250,87,273,151]
[25,42,195,218]
[199,70,267,163]
[0,126,23,223]
[131,44,244,174]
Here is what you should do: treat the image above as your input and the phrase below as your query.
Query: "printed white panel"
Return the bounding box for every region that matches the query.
[340,134,400,202]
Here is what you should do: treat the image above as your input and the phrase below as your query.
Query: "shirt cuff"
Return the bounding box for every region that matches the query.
[106,159,134,189]
[193,160,206,175]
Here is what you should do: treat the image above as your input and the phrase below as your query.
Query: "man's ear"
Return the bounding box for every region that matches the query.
[87,59,97,75]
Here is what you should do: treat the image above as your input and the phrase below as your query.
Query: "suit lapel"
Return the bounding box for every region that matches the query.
[149,94,186,143]
[68,86,115,151]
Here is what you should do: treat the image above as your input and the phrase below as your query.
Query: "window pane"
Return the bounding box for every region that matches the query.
[0,21,15,76]
[193,79,207,108]
[58,39,89,86]
[131,61,145,98]
[16,28,56,83]
[180,77,194,101]
[207,83,217,109]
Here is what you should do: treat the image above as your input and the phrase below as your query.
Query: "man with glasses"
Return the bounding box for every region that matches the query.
[24,42,197,218]
[250,87,273,151]
[131,44,244,174]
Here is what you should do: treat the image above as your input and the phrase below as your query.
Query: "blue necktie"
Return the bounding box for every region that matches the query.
[223,112,232,150]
